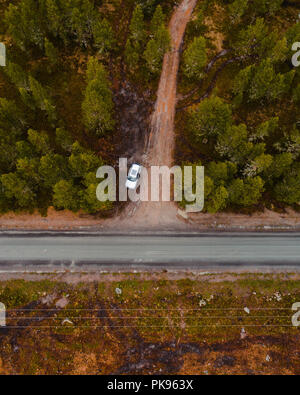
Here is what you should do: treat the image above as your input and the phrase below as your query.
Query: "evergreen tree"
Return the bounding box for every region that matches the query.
[4,62,29,90]
[80,172,113,214]
[228,0,249,24]
[188,97,232,140]
[28,76,57,122]
[150,5,165,37]
[144,25,170,75]
[82,58,115,136]
[229,177,265,207]
[206,186,229,213]
[274,164,300,205]
[129,5,145,43]
[39,153,68,188]
[92,18,116,55]
[53,180,80,212]
[27,129,51,155]
[183,36,207,80]
[44,38,59,67]
[1,172,37,209]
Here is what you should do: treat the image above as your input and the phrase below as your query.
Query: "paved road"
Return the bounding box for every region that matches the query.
[0,233,299,271]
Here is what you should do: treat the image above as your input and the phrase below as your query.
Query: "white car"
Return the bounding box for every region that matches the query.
[126,163,142,190]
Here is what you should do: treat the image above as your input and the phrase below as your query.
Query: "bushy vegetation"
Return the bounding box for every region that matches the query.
[177,0,300,213]
[0,0,173,215]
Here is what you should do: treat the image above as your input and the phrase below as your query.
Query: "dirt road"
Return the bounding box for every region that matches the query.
[147,0,198,167]
[115,0,198,228]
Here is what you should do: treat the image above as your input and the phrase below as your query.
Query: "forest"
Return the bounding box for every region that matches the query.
[0,0,299,216]
[177,0,300,213]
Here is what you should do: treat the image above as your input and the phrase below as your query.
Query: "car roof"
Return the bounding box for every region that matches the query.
[130,163,141,170]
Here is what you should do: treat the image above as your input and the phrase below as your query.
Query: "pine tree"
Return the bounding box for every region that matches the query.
[53,180,80,212]
[129,5,145,43]
[82,58,115,136]
[183,37,207,80]
[92,18,116,55]
[28,76,57,122]
[229,177,265,207]
[39,153,68,188]
[44,38,59,66]
[4,62,29,89]
[188,97,232,140]
[150,5,165,37]
[27,129,51,154]
[144,24,170,75]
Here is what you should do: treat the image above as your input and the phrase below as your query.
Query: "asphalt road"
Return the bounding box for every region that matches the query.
[0,233,299,271]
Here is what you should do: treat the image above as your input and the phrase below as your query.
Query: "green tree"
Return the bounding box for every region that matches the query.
[5,0,44,50]
[150,5,165,37]
[188,97,232,141]
[92,18,116,55]
[53,180,80,212]
[1,172,37,209]
[249,60,294,102]
[82,58,115,136]
[55,128,73,152]
[0,99,24,134]
[129,5,145,43]
[243,154,273,177]
[124,4,146,74]
[229,177,265,207]
[4,62,29,90]
[269,153,293,179]
[234,60,295,104]
[44,38,59,66]
[251,0,284,16]
[206,161,237,186]
[144,25,170,75]
[228,0,249,24]
[205,185,229,213]
[28,76,57,122]
[27,129,51,154]
[124,39,140,72]
[216,124,253,164]
[80,172,113,214]
[45,0,62,38]
[39,153,68,188]
[274,164,300,205]
[233,18,268,58]
[68,142,103,179]
[250,118,279,142]
[183,37,207,80]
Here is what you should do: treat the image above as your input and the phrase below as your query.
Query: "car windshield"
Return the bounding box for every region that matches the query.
[127,175,137,182]
[128,168,138,182]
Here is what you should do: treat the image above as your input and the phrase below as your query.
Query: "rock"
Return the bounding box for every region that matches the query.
[240,327,247,340]
[55,297,69,309]
[62,319,74,326]
[41,294,57,306]
[115,288,122,295]
[244,307,250,314]
[214,355,236,368]
[199,299,207,307]
[274,292,282,302]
